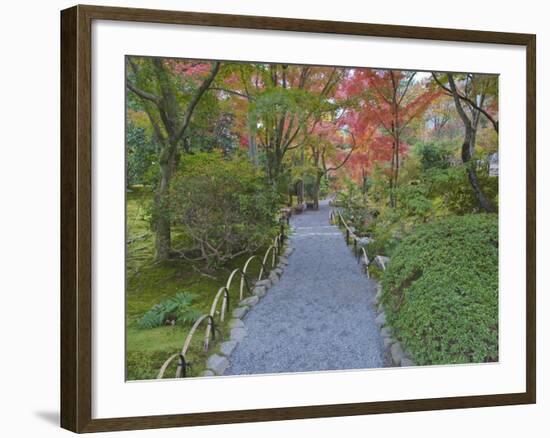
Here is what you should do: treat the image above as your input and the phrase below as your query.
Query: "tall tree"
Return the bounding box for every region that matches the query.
[126,58,220,260]
[432,73,498,213]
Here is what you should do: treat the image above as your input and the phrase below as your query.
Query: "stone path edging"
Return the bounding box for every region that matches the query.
[373,283,416,367]
[201,245,295,376]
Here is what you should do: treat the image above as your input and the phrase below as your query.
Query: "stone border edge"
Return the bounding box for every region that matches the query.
[373,283,416,368]
[202,244,295,376]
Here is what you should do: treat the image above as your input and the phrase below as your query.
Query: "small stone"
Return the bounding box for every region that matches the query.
[375,286,383,303]
[201,369,215,377]
[219,341,238,357]
[255,279,271,288]
[374,255,390,271]
[383,337,395,349]
[391,342,405,366]
[272,267,283,276]
[206,354,229,375]
[229,318,244,329]
[269,271,280,285]
[380,327,392,338]
[240,295,259,307]
[279,256,289,265]
[284,246,294,256]
[375,312,386,326]
[401,357,415,367]
[230,327,247,342]
[253,285,267,297]
[232,306,248,319]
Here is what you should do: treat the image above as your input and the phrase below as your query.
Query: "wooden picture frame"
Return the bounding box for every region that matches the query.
[60,4,536,433]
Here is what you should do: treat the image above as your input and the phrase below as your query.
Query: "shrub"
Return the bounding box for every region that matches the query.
[381,214,498,365]
[137,292,201,329]
[170,152,280,268]
[426,165,498,215]
[334,179,371,232]
[365,213,407,259]
[364,189,431,259]
[413,141,454,171]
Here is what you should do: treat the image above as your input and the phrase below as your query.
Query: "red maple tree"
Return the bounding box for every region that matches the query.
[340,69,441,205]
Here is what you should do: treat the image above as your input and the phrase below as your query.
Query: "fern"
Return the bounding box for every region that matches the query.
[175,307,203,326]
[137,292,200,329]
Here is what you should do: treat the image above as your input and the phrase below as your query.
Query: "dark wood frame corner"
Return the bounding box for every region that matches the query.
[60,4,536,433]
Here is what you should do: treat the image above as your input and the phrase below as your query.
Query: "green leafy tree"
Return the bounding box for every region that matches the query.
[126,57,220,261]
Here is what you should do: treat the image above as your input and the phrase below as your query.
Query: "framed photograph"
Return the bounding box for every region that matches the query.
[60,4,536,433]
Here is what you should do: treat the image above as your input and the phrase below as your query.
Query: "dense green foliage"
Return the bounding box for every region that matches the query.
[335,151,498,260]
[414,141,453,171]
[334,179,371,228]
[169,152,280,268]
[425,165,498,215]
[137,292,202,329]
[126,122,158,186]
[380,214,498,365]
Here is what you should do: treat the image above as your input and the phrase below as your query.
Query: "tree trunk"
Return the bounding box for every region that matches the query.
[247,113,259,166]
[466,166,495,213]
[393,131,400,209]
[297,180,304,205]
[154,172,171,261]
[298,147,305,204]
[153,145,177,261]
[248,133,258,166]
[361,168,368,195]
[389,120,398,208]
[312,173,321,210]
[266,145,282,185]
[461,127,496,213]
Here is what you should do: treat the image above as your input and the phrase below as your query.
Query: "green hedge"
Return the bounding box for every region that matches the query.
[381,214,498,365]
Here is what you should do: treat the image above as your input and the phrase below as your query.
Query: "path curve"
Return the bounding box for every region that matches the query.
[224,199,384,375]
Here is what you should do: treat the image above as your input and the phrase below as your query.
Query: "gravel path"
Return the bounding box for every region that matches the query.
[224,199,384,375]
